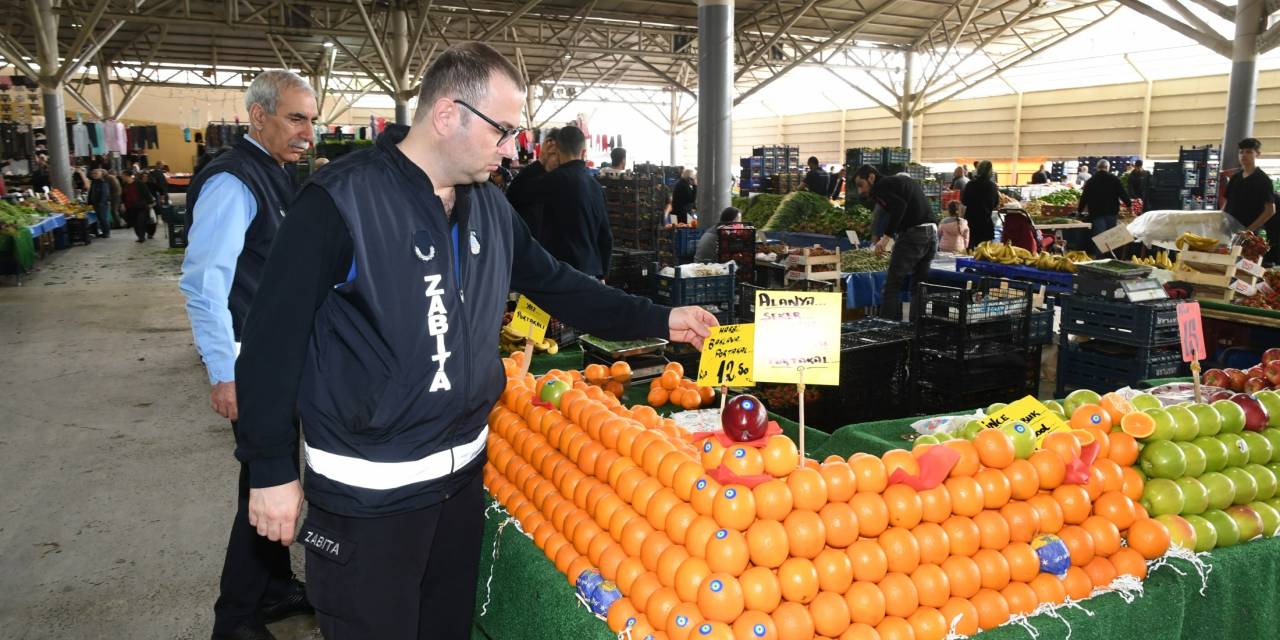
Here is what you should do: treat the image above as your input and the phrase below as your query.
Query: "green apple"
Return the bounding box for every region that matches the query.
[1248,501,1280,537]
[1217,433,1251,468]
[1267,497,1280,515]
[1177,442,1208,478]
[1182,514,1218,552]
[1064,389,1102,417]
[1187,404,1223,437]
[986,402,1008,415]
[1176,477,1210,515]
[1214,399,1248,434]
[1223,466,1259,504]
[1245,463,1279,501]
[1001,422,1036,459]
[961,420,984,440]
[1142,478,1185,516]
[1194,436,1231,473]
[1227,505,1265,541]
[1131,393,1162,412]
[1142,408,1177,441]
[1165,405,1200,441]
[1242,431,1275,465]
[1140,439,1188,479]
[1042,399,1066,418]
[539,378,572,408]
[913,435,940,449]
[1255,390,1280,429]
[1261,429,1280,462]
[1203,509,1241,547]
[934,432,956,442]
[1200,471,1237,510]
[1154,514,1196,551]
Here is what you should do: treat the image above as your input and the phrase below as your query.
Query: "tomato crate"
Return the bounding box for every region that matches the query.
[1058,295,1181,347]
[652,262,738,306]
[1055,338,1186,395]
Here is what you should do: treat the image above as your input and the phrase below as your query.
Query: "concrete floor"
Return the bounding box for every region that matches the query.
[0,233,317,639]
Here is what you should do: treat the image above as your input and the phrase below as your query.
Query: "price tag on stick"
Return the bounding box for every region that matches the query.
[752,291,842,386]
[508,295,550,343]
[1177,301,1207,402]
[1092,224,1134,256]
[697,324,755,387]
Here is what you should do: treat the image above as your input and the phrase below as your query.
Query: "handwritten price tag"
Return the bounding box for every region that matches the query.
[507,295,550,342]
[1176,301,1206,363]
[752,290,842,386]
[697,324,755,387]
[982,396,1071,446]
[1238,258,1266,278]
[1231,279,1258,297]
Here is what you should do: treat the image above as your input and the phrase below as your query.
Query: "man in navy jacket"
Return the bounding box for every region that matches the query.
[538,125,612,278]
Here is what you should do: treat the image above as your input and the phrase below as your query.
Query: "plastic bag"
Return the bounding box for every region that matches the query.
[909,410,984,436]
[1126,210,1236,249]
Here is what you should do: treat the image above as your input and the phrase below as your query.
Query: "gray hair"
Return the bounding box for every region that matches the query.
[1096,159,1110,172]
[245,69,314,115]
[682,168,696,179]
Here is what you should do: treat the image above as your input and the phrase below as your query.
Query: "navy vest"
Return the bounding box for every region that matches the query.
[186,137,296,339]
[300,125,515,517]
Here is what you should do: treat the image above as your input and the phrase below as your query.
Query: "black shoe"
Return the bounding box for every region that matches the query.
[135,238,145,243]
[259,580,313,624]
[210,622,275,640]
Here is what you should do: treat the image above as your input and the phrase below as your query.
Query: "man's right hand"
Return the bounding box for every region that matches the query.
[249,480,304,546]
[211,381,238,421]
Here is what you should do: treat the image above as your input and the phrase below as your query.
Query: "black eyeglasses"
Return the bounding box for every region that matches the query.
[453,99,524,147]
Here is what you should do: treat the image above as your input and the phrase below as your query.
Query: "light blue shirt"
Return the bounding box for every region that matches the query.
[178,135,269,385]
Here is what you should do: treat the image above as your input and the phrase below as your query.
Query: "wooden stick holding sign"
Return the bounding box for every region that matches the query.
[1177,301,1207,403]
[797,366,806,468]
[508,295,551,378]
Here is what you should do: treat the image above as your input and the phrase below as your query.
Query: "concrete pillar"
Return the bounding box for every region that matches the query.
[669,87,679,166]
[1221,0,1265,171]
[1010,91,1023,183]
[900,50,914,149]
[697,0,733,229]
[391,6,411,126]
[35,0,71,196]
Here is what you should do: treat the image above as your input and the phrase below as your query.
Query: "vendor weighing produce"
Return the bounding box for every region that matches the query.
[1223,137,1278,265]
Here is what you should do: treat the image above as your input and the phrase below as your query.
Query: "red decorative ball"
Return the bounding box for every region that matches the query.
[722,395,768,442]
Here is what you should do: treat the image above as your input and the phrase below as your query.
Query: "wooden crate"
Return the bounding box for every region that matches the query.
[1175,245,1255,301]
[784,247,841,282]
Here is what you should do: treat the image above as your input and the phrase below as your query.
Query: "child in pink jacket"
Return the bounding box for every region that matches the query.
[939,201,970,252]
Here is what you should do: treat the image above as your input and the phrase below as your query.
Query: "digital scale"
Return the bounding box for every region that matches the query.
[579,335,671,382]
[1073,260,1168,302]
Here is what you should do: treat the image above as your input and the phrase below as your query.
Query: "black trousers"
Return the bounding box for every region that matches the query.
[303,470,486,640]
[881,225,938,322]
[1265,217,1280,266]
[212,422,299,634]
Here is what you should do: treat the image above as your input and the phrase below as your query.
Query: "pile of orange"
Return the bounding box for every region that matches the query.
[484,365,1171,640]
[648,362,717,411]
[584,361,633,399]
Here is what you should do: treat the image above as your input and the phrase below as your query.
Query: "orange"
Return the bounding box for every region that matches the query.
[705,528,750,576]
[660,369,680,390]
[693,621,732,639]
[675,556,713,603]
[1110,432,1141,467]
[641,532,675,574]
[697,573,746,623]
[1083,556,1117,588]
[1001,581,1038,616]
[1028,572,1068,606]
[876,616,915,640]
[1000,501,1041,543]
[940,555,981,599]
[698,386,715,406]
[667,602,703,640]
[1029,450,1067,490]
[944,440,982,477]
[975,469,1012,510]
[911,522,951,565]
[1127,517,1172,560]
[1058,524,1096,566]
[665,361,685,377]
[879,526,922,575]
[909,564,950,608]
[1099,392,1134,423]
[670,387,687,408]
[666,502,699,545]
[883,484,924,529]
[724,445,766,477]
[941,516,981,557]
[849,454,889,493]
[846,581,887,627]
[602,543,629,580]
[771,601,815,640]
[701,438,727,471]
[647,586,681,632]
[620,517,654,558]
[611,360,633,382]
[1053,484,1093,525]
[630,572,663,612]
[681,389,703,410]
[819,502,860,549]
[849,493,891,538]
[1084,426,1111,460]
[1004,459,1040,501]
[878,572,919,618]
[1082,515,1122,557]
[1061,566,1093,600]
[882,449,920,478]
[1093,491,1138,531]
[970,588,1010,631]
[615,556,647,595]
[732,610,778,640]
[687,515,721,559]
[1120,411,1157,438]
[1042,431,1082,463]
[974,429,1016,469]
[712,484,757,532]
[908,606,948,640]
[787,468,829,512]
[783,509,827,559]
[746,519,790,569]
[778,557,820,604]
[763,436,801,477]
[633,477,665,517]
[847,539,889,583]
[814,548,855,594]
[820,461,858,502]
[1027,494,1065,534]
[973,511,1011,550]
[810,591,852,637]
[673,461,706,502]
[973,548,1011,590]
[1002,542,1040,582]
[657,544,691,587]
[1070,403,1113,431]
[944,477,985,517]
[741,565,783,614]
[939,597,980,636]
[918,486,952,524]
[691,477,723,517]
[648,488,682,531]
[632,404,660,427]
[1109,547,1149,580]
[607,597,641,633]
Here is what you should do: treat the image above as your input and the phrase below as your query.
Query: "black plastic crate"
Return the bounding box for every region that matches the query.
[168,222,188,248]
[65,217,92,246]
[755,262,786,288]
[1059,295,1181,346]
[913,346,1042,414]
[1028,307,1054,346]
[912,279,1033,326]
[1055,340,1186,395]
[882,147,911,167]
[845,148,879,167]
[652,262,737,306]
[157,205,185,225]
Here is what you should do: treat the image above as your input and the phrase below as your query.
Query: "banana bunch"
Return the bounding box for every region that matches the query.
[974,241,1079,273]
[973,241,1022,265]
[1175,232,1221,252]
[500,324,559,354]
[1129,251,1174,270]
[1064,251,1090,262]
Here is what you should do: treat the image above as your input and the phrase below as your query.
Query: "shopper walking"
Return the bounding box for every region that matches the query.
[179,69,318,640]
[149,162,171,205]
[1223,138,1278,264]
[87,168,111,238]
[120,170,156,242]
[938,201,969,253]
[950,166,969,191]
[854,164,938,321]
[104,169,122,229]
[1078,159,1131,242]
[1031,163,1050,185]
[504,127,559,241]
[233,42,716,640]
[539,125,613,279]
[672,168,698,224]
[961,160,999,248]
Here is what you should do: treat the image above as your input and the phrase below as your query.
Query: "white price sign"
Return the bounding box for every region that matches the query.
[1092,224,1134,254]
[1237,258,1266,278]
[1231,279,1258,296]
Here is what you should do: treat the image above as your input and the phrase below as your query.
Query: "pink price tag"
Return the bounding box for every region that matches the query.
[1176,301,1206,363]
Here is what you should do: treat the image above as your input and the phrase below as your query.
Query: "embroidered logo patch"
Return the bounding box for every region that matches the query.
[413,230,435,262]
[299,522,355,565]
[469,230,481,255]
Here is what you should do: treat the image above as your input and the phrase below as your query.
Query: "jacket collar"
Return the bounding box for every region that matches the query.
[379,124,440,194]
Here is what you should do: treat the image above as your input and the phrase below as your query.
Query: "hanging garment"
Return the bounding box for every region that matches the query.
[71,120,90,157]
[184,127,191,143]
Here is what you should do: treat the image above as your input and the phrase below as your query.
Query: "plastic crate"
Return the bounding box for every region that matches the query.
[913,346,1042,414]
[167,222,188,248]
[882,148,911,167]
[1058,295,1181,347]
[65,217,92,246]
[652,262,737,306]
[954,257,1074,288]
[1055,340,1186,395]
[912,279,1033,326]
[1028,307,1054,346]
[157,205,184,225]
[845,148,879,167]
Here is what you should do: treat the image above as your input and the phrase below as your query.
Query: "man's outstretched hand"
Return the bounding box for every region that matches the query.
[668,306,719,350]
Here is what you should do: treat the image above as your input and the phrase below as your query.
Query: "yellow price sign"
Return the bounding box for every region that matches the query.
[751,290,842,386]
[507,295,551,343]
[980,396,1072,446]
[697,324,755,387]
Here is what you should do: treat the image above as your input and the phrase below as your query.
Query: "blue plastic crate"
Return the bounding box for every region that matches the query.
[954,257,1074,288]
[1056,340,1185,395]
[672,228,700,257]
[1028,307,1054,346]
[1059,295,1181,347]
[653,262,737,306]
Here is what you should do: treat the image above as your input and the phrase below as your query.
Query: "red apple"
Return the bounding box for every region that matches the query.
[1227,369,1249,391]
[1263,348,1280,364]
[1265,361,1280,387]
[1246,377,1269,394]
[1210,390,1237,401]
[1249,365,1266,380]
[1231,393,1272,432]
[722,394,769,442]
[1205,369,1231,389]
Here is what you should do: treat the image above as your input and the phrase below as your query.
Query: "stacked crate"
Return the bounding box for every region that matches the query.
[1055,295,1185,395]
[1148,161,1184,210]
[740,145,803,195]
[600,171,668,251]
[1179,145,1221,210]
[608,248,657,295]
[717,225,756,283]
[657,227,701,266]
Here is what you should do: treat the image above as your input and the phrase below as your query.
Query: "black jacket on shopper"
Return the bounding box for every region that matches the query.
[538,159,613,278]
[505,160,547,240]
[1080,171,1131,219]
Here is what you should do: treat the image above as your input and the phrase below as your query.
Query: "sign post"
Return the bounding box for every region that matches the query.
[508,295,551,377]
[1177,301,1207,403]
